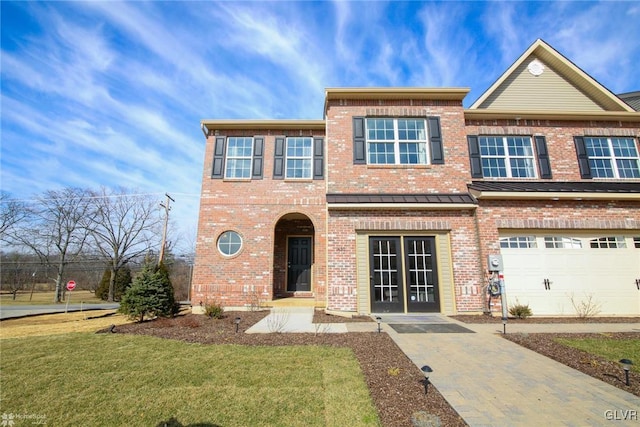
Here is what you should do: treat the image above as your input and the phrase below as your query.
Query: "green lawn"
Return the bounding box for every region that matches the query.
[555,337,640,373]
[1,333,380,427]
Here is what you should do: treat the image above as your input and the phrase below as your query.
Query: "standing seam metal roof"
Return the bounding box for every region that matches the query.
[326,193,477,204]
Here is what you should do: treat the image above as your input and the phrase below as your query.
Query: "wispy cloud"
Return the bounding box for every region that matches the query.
[414,2,476,87]
[2,1,638,250]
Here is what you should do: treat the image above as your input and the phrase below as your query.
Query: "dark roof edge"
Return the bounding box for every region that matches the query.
[468,181,640,193]
[326,193,477,204]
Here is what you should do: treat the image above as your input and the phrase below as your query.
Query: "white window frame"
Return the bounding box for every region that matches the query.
[285,137,313,179]
[589,236,627,249]
[500,236,537,249]
[544,237,582,249]
[584,137,640,179]
[366,118,429,165]
[224,137,253,179]
[479,136,536,178]
[217,230,243,256]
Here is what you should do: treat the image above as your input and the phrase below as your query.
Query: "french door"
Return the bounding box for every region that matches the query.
[369,236,440,313]
[370,237,404,312]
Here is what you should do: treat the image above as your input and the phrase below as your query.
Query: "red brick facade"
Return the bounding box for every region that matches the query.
[192,46,640,315]
[192,128,327,310]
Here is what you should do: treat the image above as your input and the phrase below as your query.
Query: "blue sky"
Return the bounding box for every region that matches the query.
[2,1,639,252]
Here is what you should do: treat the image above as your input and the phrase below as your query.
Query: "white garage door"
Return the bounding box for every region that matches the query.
[500,234,640,316]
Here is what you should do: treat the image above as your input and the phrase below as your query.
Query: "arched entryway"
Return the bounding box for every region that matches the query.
[272,213,315,298]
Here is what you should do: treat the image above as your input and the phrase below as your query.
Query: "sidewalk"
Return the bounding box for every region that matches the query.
[248,307,640,426]
[0,303,120,320]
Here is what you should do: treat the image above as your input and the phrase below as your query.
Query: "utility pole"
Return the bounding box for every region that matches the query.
[158,193,175,264]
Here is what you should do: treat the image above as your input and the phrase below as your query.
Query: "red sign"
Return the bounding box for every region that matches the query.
[66,280,76,291]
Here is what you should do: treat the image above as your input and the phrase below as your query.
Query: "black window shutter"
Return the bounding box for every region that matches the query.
[467,135,483,178]
[573,136,592,179]
[534,136,552,179]
[273,137,285,179]
[313,137,324,179]
[427,117,444,164]
[353,117,366,164]
[252,136,264,179]
[212,136,226,179]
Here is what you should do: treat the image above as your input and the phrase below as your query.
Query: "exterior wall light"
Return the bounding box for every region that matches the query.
[234,317,241,333]
[619,359,633,386]
[421,365,433,395]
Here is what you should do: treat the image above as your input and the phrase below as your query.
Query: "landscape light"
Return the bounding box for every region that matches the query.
[376,316,382,333]
[619,359,633,386]
[421,365,433,395]
[234,317,241,333]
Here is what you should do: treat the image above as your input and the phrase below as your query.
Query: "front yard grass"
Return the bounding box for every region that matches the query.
[0,311,130,339]
[1,333,379,427]
[554,336,640,373]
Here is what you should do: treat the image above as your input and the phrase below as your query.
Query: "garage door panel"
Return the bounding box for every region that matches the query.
[511,293,572,316]
[501,234,640,316]
[501,251,544,293]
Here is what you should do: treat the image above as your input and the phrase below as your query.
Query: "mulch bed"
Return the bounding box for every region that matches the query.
[110,311,466,427]
[503,332,640,398]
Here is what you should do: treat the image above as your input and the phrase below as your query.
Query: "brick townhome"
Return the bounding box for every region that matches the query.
[192,39,640,316]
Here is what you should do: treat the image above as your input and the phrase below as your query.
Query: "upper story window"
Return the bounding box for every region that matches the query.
[367,118,428,165]
[586,137,639,178]
[352,116,443,166]
[225,137,253,179]
[211,136,264,180]
[575,136,640,179]
[273,136,324,180]
[286,137,313,178]
[479,136,536,178]
[468,135,551,179]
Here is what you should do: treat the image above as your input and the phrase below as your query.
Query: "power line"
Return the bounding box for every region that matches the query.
[2,191,200,205]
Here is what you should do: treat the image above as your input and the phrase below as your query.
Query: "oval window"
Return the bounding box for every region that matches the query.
[217,231,242,256]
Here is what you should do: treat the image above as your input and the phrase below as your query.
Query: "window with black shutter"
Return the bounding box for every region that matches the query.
[211,136,264,180]
[467,135,551,179]
[574,136,640,179]
[352,117,444,165]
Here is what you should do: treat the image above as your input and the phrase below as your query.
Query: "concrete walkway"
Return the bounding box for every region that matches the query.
[246,307,348,333]
[249,307,640,426]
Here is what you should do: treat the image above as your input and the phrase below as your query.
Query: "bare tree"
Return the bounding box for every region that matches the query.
[89,188,162,302]
[12,188,95,302]
[0,251,35,299]
[0,191,28,243]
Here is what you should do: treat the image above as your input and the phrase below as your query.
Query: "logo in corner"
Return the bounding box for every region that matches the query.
[1,413,15,427]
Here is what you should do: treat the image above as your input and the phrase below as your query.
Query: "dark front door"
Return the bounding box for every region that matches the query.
[404,237,440,312]
[287,237,312,292]
[370,237,404,313]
